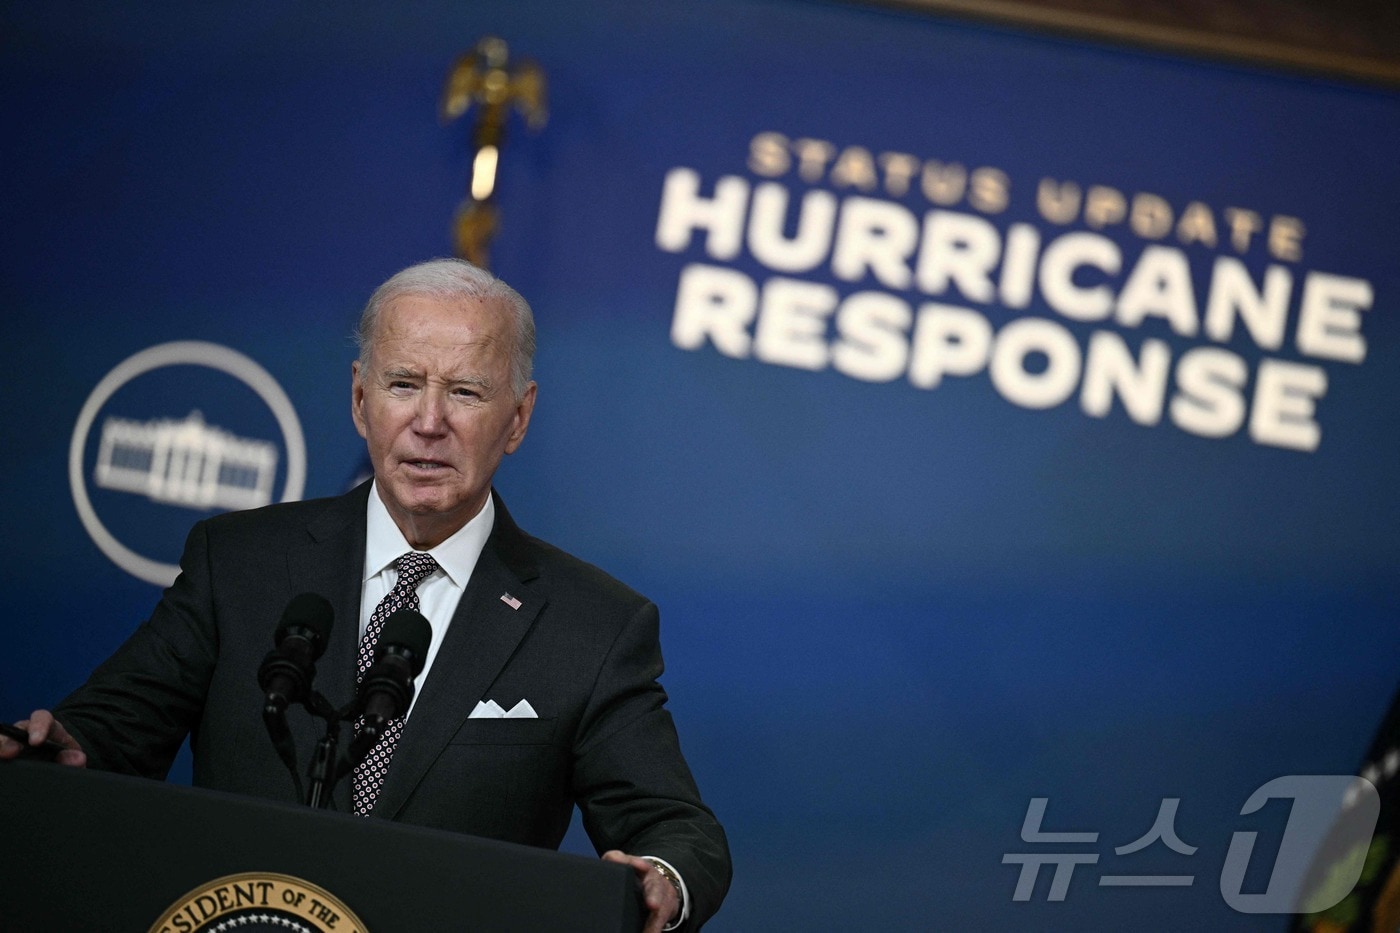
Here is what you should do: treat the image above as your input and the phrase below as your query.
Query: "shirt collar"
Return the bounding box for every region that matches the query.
[363,481,495,588]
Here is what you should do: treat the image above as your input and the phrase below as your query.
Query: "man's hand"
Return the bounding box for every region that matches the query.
[602,850,680,933]
[0,710,86,767]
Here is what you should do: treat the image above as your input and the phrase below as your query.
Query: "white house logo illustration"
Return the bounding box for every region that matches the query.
[70,341,307,586]
[95,410,279,511]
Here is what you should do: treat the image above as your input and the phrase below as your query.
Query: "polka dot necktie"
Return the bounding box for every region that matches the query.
[352,550,438,816]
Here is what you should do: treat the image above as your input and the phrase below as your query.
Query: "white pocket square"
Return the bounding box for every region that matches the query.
[469,699,538,719]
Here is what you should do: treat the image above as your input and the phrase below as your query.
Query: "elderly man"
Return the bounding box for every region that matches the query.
[1,258,730,931]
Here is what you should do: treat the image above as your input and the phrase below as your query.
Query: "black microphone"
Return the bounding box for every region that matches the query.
[358,609,433,739]
[257,593,335,715]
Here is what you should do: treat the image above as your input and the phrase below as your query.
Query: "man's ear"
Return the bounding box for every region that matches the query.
[505,381,537,454]
[350,360,368,439]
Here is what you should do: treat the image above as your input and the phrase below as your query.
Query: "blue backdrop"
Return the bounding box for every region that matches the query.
[3,2,1398,929]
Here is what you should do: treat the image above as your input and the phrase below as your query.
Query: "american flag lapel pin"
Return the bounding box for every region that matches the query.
[500,592,522,610]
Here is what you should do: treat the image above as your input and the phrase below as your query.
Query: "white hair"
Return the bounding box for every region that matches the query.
[355,258,536,399]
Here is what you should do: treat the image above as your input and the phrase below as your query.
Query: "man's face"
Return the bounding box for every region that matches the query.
[352,292,536,549]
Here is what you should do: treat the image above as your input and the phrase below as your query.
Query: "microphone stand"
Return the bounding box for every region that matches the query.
[301,691,340,808]
[299,690,367,809]
[262,700,305,804]
[263,687,404,810]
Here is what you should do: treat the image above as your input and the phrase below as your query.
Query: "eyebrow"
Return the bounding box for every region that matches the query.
[383,367,495,391]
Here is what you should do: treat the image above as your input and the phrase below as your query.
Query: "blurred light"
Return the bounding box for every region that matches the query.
[472,146,499,201]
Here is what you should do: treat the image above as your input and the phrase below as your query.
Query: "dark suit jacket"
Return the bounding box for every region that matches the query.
[56,482,730,927]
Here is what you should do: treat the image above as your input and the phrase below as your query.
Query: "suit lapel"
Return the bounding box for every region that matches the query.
[373,492,544,821]
[285,481,371,811]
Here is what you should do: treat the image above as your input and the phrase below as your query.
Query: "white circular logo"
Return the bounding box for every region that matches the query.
[69,341,307,586]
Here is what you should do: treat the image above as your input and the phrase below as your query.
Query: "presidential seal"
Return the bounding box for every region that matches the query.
[148,872,366,933]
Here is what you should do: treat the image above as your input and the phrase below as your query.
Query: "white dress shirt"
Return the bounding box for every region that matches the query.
[359,482,494,719]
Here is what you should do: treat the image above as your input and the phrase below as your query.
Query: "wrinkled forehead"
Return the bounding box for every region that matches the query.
[371,292,518,356]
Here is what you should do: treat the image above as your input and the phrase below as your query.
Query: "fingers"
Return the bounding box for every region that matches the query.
[25,710,56,742]
[0,713,45,760]
[638,869,676,933]
[601,849,650,875]
[54,745,88,767]
[41,714,88,768]
[0,710,87,767]
[601,851,678,933]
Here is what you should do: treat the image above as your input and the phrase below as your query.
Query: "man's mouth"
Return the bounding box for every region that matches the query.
[404,459,449,471]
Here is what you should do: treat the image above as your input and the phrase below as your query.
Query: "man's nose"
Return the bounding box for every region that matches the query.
[413,390,448,434]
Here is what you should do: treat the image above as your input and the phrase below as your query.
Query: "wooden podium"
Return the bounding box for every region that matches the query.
[0,759,642,931]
